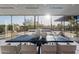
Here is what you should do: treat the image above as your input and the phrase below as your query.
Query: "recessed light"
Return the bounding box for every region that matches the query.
[0,7,14,9]
[25,7,39,9]
[50,6,63,9]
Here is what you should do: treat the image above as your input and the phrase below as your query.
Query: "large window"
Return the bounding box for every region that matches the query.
[0,16,11,39]
[0,16,79,40]
[12,16,24,37]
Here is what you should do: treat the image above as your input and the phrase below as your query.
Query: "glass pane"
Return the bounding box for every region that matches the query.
[52,16,64,35]
[0,16,11,45]
[12,16,24,37]
[0,16,11,39]
[24,16,34,35]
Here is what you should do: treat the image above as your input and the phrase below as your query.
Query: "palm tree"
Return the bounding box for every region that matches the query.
[68,16,79,37]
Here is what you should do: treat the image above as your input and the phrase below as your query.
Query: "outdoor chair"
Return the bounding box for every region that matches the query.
[58,45,76,54]
[32,29,40,37]
[20,45,37,54]
[41,45,56,54]
[0,45,20,54]
[34,29,40,37]
[40,32,47,44]
[41,32,47,38]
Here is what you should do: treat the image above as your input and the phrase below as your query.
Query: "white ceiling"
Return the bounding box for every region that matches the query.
[0,4,79,16]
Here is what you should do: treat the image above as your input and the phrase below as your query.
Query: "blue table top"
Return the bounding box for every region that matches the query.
[6,35,40,42]
[46,35,73,42]
[6,35,73,43]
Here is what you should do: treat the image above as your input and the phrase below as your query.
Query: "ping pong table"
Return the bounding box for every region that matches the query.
[6,34,73,54]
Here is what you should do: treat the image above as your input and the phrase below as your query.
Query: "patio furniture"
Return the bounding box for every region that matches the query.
[6,34,74,54]
[58,45,76,54]
[33,29,40,37]
[46,35,74,54]
[0,45,20,54]
[41,32,47,38]
[41,45,56,54]
[6,35,40,54]
[20,45,37,54]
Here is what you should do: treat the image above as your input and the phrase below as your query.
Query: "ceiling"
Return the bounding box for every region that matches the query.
[0,4,79,16]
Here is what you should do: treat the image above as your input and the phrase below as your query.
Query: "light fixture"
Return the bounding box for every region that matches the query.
[45,14,51,19]
[25,7,39,9]
[0,7,14,9]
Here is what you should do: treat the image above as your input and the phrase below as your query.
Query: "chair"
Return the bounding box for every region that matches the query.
[41,45,56,54]
[0,45,20,54]
[41,32,47,38]
[35,29,40,36]
[20,45,37,54]
[32,29,40,37]
[40,32,47,44]
[58,45,76,54]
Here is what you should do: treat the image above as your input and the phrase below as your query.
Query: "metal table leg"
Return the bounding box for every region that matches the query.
[37,42,41,54]
[56,43,59,54]
[19,42,22,54]
[37,46,41,54]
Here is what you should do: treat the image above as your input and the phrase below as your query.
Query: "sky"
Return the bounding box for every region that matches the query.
[0,16,69,26]
[38,16,63,25]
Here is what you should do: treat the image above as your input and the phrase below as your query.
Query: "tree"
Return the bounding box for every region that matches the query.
[52,25,56,30]
[68,16,79,37]
[13,24,20,32]
[56,24,64,31]
[7,24,13,31]
[0,25,5,34]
